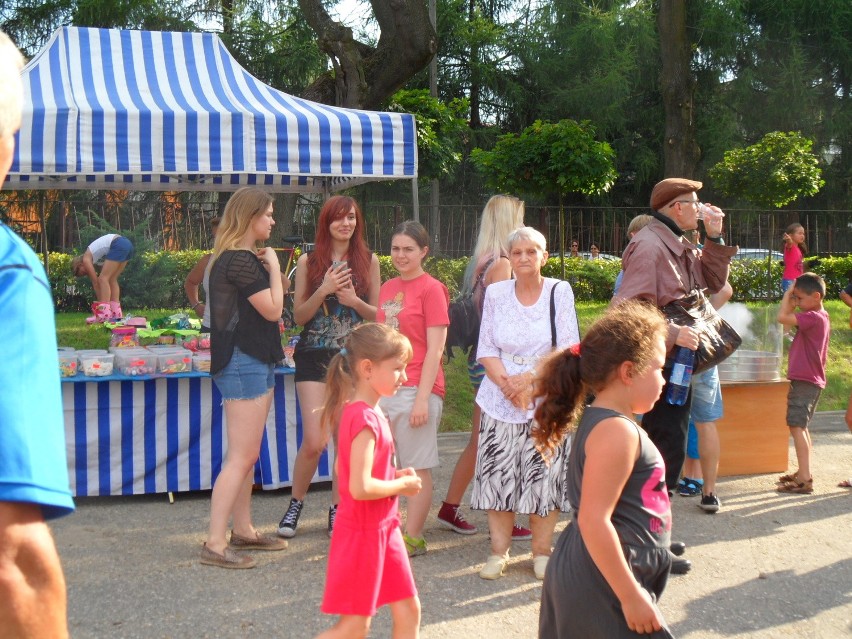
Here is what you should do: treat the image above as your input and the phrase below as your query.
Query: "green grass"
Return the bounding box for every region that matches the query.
[57,301,852,430]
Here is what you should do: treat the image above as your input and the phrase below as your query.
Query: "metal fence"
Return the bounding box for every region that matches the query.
[2,192,850,258]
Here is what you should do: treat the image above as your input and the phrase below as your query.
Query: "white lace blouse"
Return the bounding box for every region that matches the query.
[476,278,580,423]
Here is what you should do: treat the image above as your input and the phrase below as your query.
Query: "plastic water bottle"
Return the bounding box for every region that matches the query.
[666,347,695,406]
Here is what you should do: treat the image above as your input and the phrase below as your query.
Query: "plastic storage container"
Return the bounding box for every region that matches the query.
[110,326,139,349]
[115,350,157,376]
[192,351,211,373]
[157,350,193,374]
[59,351,79,377]
[80,352,115,377]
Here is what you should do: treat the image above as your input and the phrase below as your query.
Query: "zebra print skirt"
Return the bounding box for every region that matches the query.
[470,413,572,516]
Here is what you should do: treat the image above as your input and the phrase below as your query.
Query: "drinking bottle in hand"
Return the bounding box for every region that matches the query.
[666,347,694,406]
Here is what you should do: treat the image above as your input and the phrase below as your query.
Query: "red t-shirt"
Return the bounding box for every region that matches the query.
[376,273,449,398]
[783,243,804,280]
[788,309,830,388]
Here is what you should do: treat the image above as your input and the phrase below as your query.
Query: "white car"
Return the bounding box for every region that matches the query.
[731,248,783,261]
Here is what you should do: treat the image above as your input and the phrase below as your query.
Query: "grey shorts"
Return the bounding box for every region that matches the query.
[379,387,441,470]
[786,380,822,428]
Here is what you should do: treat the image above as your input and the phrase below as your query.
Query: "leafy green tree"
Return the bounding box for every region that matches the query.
[709,131,824,208]
[385,89,469,183]
[471,118,616,274]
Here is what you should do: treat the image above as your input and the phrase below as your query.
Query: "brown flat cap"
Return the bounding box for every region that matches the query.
[650,178,703,211]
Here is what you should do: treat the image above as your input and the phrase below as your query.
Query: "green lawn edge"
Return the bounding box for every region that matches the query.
[57,300,852,431]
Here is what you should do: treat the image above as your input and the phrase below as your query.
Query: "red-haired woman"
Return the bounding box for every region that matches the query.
[277,195,381,539]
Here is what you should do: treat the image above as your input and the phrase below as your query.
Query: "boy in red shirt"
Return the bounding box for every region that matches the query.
[776,273,830,494]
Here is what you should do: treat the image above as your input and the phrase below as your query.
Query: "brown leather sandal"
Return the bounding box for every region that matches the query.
[777,479,813,494]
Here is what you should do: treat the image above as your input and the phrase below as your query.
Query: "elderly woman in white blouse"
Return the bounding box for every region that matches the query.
[471,226,580,581]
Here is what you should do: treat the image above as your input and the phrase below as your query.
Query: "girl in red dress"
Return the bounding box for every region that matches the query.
[315,323,423,639]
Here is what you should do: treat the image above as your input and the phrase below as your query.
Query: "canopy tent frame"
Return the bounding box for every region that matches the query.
[7,26,418,218]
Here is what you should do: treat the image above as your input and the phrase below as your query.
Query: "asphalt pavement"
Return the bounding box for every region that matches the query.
[52,411,852,638]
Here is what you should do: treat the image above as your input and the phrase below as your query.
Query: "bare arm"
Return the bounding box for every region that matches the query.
[410,325,447,426]
[577,418,665,634]
[484,256,512,286]
[184,253,211,317]
[246,248,284,321]
[0,502,69,639]
[777,286,799,328]
[839,289,852,309]
[709,280,733,310]
[80,252,98,293]
[349,429,422,500]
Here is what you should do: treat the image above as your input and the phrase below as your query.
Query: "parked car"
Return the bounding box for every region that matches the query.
[578,251,620,261]
[732,248,783,261]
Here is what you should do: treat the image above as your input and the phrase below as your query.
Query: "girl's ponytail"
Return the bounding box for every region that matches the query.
[532,300,668,457]
[533,347,585,458]
[320,351,352,438]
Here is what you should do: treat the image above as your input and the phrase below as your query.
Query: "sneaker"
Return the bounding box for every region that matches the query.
[512,524,532,541]
[698,493,721,513]
[230,530,289,551]
[678,477,703,497]
[437,502,478,535]
[479,553,509,580]
[277,498,303,538]
[533,555,549,580]
[200,543,256,569]
[403,533,427,557]
[327,504,338,539]
[777,479,814,494]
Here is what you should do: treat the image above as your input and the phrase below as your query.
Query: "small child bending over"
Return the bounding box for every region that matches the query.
[315,322,423,639]
[776,272,830,494]
[535,300,675,638]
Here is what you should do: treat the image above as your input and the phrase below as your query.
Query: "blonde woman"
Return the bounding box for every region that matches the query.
[437,195,532,540]
[201,187,288,569]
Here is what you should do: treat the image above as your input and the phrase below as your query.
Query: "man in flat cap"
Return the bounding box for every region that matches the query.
[0,31,75,638]
[612,177,737,572]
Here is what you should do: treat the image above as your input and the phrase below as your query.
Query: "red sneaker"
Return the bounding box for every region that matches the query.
[437,502,478,535]
[511,524,532,541]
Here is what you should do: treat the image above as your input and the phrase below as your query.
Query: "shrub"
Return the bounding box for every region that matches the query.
[44,251,852,309]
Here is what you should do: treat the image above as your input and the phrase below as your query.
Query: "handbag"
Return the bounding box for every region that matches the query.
[445,258,495,359]
[660,288,742,375]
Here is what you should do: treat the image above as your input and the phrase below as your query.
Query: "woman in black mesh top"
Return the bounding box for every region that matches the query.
[200,187,289,569]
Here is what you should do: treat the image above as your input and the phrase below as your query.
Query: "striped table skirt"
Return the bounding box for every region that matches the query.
[61,370,333,496]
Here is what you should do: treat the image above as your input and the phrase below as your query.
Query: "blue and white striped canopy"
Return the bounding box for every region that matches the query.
[7,27,417,192]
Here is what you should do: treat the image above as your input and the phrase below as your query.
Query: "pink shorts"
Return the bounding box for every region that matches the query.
[321,516,417,616]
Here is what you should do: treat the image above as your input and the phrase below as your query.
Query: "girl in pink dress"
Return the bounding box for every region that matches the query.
[316,323,423,639]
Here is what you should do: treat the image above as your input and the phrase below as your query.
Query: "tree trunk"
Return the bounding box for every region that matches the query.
[298,0,437,109]
[657,0,699,178]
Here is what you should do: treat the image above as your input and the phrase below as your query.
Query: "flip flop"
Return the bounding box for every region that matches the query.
[837,479,852,489]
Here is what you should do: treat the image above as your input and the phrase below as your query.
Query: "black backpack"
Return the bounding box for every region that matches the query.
[445,258,494,359]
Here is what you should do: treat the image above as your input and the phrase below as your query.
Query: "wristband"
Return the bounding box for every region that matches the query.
[193,302,202,309]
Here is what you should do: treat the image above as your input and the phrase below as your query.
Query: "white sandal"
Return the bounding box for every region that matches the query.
[479,553,509,580]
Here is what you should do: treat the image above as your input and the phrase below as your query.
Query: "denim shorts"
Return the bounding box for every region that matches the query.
[105,236,135,262]
[689,366,723,423]
[212,346,274,401]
